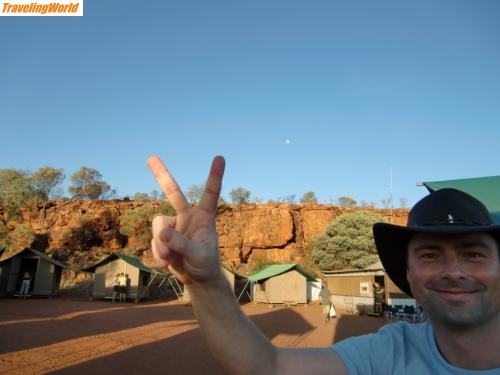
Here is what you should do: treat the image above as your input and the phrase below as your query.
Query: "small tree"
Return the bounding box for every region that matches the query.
[186,184,205,204]
[119,205,156,249]
[31,167,65,200]
[229,187,251,205]
[119,203,176,249]
[310,211,384,270]
[300,191,318,204]
[31,167,65,226]
[336,196,357,207]
[150,190,160,201]
[133,192,150,201]
[0,169,37,217]
[69,167,111,200]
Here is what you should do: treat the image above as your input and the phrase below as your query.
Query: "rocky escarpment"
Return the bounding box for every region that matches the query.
[0,200,408,275]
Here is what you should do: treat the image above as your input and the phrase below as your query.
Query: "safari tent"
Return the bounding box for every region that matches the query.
[81,252,157,302]
[182,265,250,303]
[249,264,316,305]
[0,248,67,297]
[323,261,415,313]
[423,175,500,223]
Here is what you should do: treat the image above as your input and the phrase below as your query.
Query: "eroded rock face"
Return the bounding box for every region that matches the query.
[0,201,408,271]
[217,205,295,263]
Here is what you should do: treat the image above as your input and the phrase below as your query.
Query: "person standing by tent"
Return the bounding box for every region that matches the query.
[112,273,120,303]
[19,271,31,297]
[148,155,500,374]
[118,272,127,302]
[373,281,384,315]
[319,283,333,323]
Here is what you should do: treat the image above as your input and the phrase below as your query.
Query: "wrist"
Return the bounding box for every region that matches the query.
[187,268,230,294]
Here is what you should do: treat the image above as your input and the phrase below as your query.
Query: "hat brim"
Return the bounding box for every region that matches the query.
[373,222,500,297]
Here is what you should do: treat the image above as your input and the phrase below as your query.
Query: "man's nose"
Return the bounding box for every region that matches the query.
[440,253,465,279]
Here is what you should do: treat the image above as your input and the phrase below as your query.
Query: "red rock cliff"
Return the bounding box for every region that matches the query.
[0,201,408,273]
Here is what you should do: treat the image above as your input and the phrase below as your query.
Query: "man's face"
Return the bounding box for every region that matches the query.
[407,232,500,329]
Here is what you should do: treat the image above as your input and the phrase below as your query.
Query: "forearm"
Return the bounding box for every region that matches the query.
[188,274,277,375]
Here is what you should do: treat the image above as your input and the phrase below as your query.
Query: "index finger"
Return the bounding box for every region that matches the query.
[147,156,190,214]
[198,155,225,213]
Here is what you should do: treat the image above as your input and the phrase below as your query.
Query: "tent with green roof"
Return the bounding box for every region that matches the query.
[183,264,251,303]
[81,252,165,302]
[249,264,316,305]
[423,175,500,223]
[0,248,68,297]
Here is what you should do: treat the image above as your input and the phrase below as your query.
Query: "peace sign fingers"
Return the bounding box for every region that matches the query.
[147,156,190,214]
[198,156,226,214]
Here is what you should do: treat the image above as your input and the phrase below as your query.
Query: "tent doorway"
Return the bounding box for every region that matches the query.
[17,258,38,293]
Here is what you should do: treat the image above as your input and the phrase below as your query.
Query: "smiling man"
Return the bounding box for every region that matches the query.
[149,155,500,375]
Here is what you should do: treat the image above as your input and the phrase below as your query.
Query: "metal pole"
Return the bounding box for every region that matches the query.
[137,273,157,301]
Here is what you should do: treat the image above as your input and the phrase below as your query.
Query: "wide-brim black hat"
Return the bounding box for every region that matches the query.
[373,188,500,297]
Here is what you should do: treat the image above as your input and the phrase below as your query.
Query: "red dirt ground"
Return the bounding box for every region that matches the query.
[0,297,386,374]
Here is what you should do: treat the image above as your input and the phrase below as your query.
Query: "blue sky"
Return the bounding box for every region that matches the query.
[1,0,499,207]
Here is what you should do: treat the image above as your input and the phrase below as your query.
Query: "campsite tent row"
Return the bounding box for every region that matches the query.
[0,249,170,300]
[0,247,405,310]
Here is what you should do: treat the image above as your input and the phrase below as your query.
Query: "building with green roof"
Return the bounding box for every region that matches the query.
[0,248,68,297]
[249,264,316,305]
[81,252,159,302]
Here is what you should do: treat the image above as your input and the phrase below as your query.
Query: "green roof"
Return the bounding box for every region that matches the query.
[0,248,68,268]
[423,175,500,224]
[80,252,154,273]
[248,264,316,282]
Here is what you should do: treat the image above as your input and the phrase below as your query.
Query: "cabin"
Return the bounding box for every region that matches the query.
[249,264,316,305]
[81,252,156,302]
[0,248,67,297]
[324,261,415,313]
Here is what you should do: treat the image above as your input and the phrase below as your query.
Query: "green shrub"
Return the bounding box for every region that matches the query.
[310,211,384,270]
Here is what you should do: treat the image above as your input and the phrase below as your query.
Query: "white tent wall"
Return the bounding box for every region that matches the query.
[307,278,322,302]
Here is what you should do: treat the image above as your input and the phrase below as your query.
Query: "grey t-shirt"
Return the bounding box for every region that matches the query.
[332,322,500,375]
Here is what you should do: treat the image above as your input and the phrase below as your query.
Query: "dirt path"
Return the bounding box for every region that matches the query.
[0,298,385,374]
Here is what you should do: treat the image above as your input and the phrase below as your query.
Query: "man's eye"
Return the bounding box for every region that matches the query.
[419,252,438,259]
[464,252,485,259]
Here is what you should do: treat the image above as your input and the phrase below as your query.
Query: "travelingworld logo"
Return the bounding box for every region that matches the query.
[1,0,83,16]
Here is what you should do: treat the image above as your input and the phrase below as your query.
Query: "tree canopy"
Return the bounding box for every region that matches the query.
[0,169,38,216]
[300,191,318,204]
[310,211,384,270]
[229,187,251,204]
[119,202,176,249]
[31,167,65,200]
[186,184,205,204]
[336,196,357,207]
[69,167,111,200]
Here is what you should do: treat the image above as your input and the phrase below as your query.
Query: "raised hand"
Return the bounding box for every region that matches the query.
[147,155,226,286]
